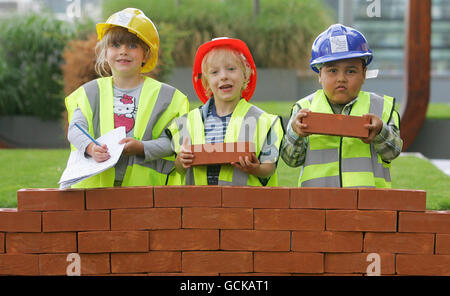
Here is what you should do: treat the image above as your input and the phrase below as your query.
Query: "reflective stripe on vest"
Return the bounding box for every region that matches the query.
[297,90,394,188]
[65,76,188,188]
[167,99,282,186]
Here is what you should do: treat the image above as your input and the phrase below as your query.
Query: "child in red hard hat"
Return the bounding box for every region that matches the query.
[166,37,284,186]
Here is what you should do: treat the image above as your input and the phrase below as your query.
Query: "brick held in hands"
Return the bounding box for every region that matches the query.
[17,188,85,211]
[301,112,370,138]
[190,142,255,166]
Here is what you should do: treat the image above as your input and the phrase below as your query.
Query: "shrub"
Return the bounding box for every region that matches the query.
[0,13,73,120]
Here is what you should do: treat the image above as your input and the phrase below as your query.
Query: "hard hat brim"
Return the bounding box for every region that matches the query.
[310,51,373,73]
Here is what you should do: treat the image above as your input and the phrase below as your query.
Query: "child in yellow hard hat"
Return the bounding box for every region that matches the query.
[166,37,284,186]
[281,24,403,188]
[65,8,189,188]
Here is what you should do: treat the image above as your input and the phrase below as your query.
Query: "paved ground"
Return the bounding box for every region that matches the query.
[431,159,450,176]
[401,152,450,177]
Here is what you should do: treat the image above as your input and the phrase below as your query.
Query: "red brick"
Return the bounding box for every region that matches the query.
[364,233,434,254]
[111,208,180,230]
[358,188,426,211]
[290,188,357,209]
[396,254,450,276]
[154,186,221,207]
[325,253,395,275]
[182,251,252,273]
[222,186,289,208]
[436,234,450,254]
[0,209,41,232]
[111,252,181,273]
[0,254,39,275]
[254,252,323,273]
[150,229,218,250]
[86,186,153,209]
[399,211,450,234]
[6,232,76,254]
[254,209,324,231]
[221,230,290,251]
[302,112,370,138]
[326,210,396,232]
[182,208,253,229]
[43,210,109,232]
[39,253,110,275]
[0,233,4,253]
[292,231,362,252]
[190,142,254,166]
[78,231,149,253]
[17,188,85,211]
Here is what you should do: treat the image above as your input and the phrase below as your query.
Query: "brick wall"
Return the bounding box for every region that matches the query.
[0,186,449,276]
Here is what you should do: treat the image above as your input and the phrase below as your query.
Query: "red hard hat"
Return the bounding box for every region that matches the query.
[192,37,257,103]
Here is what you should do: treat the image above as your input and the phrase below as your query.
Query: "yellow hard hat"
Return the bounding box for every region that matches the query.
[96,8,159,73]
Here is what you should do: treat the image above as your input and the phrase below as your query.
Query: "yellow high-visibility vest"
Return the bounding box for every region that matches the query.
[65,76,189,188]
[295,90,398,188]
[167,99,283,186]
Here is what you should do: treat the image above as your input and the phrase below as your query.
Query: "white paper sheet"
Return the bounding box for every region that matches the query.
[58,126,126,189]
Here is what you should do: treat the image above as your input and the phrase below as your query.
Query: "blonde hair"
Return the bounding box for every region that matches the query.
[94,26,150,77]
[200,47,252,99]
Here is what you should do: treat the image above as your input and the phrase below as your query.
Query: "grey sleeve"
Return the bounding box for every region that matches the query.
[142,130,175,162]
[67,108,92,154]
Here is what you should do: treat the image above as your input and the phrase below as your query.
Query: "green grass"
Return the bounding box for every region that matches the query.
[426,103,450,120]
[0,149,70,208]
[0,149,448,210]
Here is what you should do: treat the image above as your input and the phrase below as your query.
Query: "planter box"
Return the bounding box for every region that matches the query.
[0,116,67,148]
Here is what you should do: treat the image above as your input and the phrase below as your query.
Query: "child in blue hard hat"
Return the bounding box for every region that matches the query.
[281,24,403,188]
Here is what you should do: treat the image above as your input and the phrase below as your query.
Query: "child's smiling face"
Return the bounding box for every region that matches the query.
[318,58,367,105]
[203,49,246,104]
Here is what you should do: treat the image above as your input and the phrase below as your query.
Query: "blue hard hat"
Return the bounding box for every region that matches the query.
[310,24,373,73]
